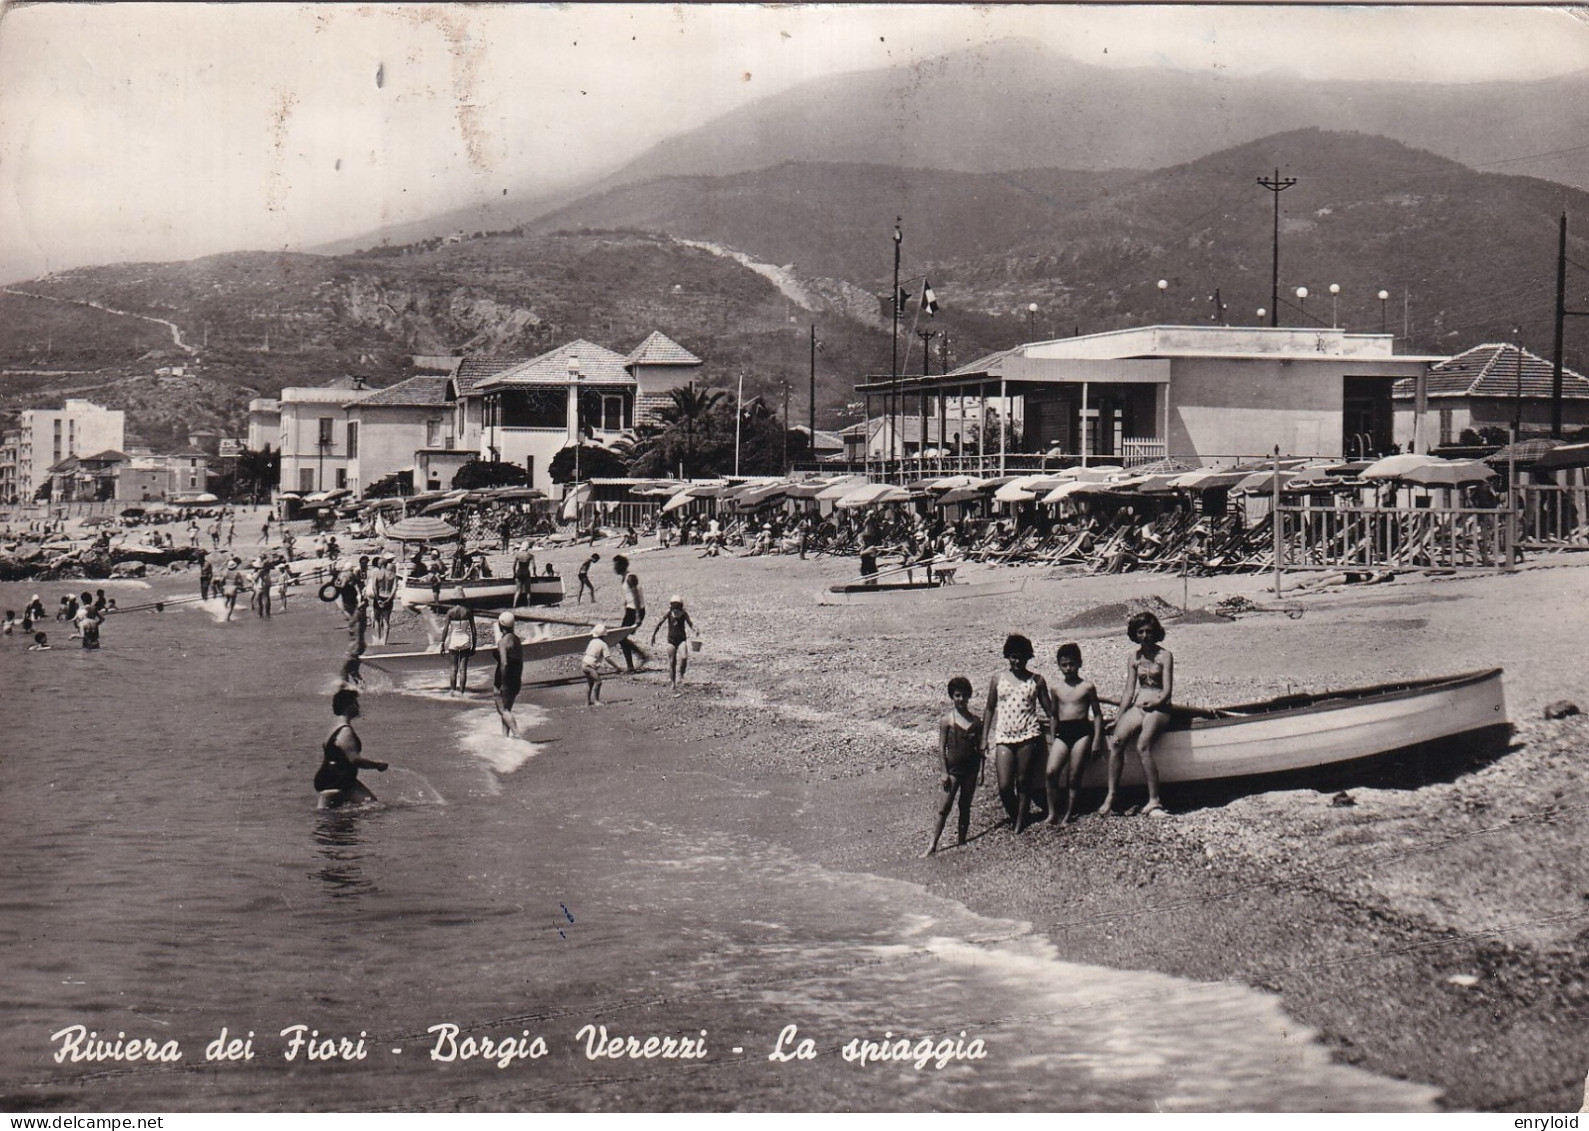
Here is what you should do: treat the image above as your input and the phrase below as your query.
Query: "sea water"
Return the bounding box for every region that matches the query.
[0,577,1439,1112]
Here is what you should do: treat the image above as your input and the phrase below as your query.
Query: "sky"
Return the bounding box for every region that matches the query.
[2,3,1588,284]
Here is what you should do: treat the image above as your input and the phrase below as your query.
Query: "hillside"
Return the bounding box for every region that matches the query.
[8,130,1589,451]
[322,37,1589,254]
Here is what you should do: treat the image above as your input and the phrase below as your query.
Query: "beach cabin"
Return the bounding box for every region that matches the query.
[855,324,1444,474]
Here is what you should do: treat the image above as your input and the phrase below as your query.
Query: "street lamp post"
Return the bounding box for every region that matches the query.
[1329,283,1340,329]
[1378,290,1390,334]
[1256,308,1267,323]
[1157,279,1168,320]
[1295,286,1309,324]
[1027,303,1038,339]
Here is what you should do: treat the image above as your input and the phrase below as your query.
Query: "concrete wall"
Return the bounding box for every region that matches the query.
[1394,398,1589,448]
[347,406,444,494]
[1167,357,1344,464]
[495,429,568,493]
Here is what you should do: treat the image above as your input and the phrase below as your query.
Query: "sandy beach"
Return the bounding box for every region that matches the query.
[546,545,1589,1111]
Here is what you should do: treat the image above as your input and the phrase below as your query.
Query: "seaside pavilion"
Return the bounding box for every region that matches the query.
[854,324,1446,474]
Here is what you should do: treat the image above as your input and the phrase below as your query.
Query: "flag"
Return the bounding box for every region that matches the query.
[921,280,939,317]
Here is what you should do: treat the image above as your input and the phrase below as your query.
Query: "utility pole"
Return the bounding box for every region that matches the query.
[781,380,790,474]
[1551,212,1589,438]
[891,219,902,474]
[917,329,937,377]
[1257,169,1297,328]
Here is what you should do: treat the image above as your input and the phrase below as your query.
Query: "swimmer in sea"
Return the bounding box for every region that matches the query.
[28,631,50,651]
[315,688,387,809]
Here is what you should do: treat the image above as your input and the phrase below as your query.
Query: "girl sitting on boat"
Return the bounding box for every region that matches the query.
[1105,611,1174,818]
[982,633,1054,833]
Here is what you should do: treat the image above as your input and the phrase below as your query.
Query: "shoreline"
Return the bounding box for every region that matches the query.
[562,547,1589,1111]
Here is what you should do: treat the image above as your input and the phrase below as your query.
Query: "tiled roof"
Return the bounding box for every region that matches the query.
[625,331,702,367]
[167,446,211,458]
[1392,343,1589,399]
[349,375,451,408]
[478,340,635,389]
[80,449,128,463]
[453,358,523,395]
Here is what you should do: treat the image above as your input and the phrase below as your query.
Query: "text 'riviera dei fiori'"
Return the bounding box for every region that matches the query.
[49,1022,986,1071]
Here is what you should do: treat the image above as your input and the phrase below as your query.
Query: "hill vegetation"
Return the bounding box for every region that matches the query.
[5,130,1589,452]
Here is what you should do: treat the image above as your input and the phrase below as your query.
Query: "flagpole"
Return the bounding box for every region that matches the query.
[891,219,902,477]
[735,371,745,478]
[809,324,817,458]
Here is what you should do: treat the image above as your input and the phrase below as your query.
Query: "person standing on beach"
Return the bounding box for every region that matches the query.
[440,587,476,693]
[1105,611,1174,818]
[576,553,599,604]
[649,594,698,686]
[512,544,537,608]
[261,517,271,546]
[220,558,243,620]
[612,558,649,672]
[580,624,622,707]
[199,554,214,601]
[982,633,1054,833]
[1046,643,1105,826]
[315,688,387,809]
[369,553,397,644]
[492,611,525,739]
[254,558,273,618]
[927,676,984,855]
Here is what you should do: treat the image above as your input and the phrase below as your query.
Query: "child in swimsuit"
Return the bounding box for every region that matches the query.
[649,595,698,686]
[982,633,1054,833]
[581,625,622,706]
[1106,611,1175,818]
[927,676,984,855]
[1046,642,1104,825]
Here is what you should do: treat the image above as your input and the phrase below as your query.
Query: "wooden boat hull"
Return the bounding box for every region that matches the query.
[361,624,634,674]
[399,575,564,609]
[818,575,1027,605]
[1079,668,1508,788]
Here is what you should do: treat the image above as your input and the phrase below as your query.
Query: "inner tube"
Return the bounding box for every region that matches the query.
[318,582,341,603]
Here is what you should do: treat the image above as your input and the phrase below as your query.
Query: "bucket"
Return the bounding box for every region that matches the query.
[689,638,703,652]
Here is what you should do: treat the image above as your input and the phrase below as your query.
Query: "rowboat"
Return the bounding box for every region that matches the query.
[361,621,635,675]
[1078,668,1508,789]
[819,557,1027,604]
[398,572,564,610]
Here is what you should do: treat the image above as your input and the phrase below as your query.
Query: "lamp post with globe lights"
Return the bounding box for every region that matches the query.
[1157,279,1168,320]
[1378,290,1390,334]
[1027,302,1038,339]
[1295,286,1309,324]
[1329,284,1340,329]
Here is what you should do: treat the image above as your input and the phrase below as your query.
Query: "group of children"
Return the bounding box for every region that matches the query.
[4,590,113,651]
[927,610,1174,855]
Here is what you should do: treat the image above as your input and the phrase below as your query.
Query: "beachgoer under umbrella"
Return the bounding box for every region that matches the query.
[439,587,476,693]
[1105,611,1174,818]
[982,633,1054,833]
[492,611,525,738]
[650,594,698,686]
[927,675,984,855]
[314,688,387,809]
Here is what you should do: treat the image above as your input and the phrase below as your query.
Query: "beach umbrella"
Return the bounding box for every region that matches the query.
[385,516,458,542]
[1528,441,1589,471]
[561,482,593,521]
[935,486,985,506]
[1136,474,1188,493]
[1483,437,1564,466]
[815,477,873,501]
[1396,459,1496,487]
[926,474,983,492]
[1233,469,1299,494]
[835,482,912,508]
[1128,457,1200,476]
[993,475,1068,502]
[494,487,545,501]
[1039,480,1095,504]
[1321,460,1375,477]
[1059,465,1125,482]
[736,481,792,507]
[660,489,697,513]
[421,498,464,514]
[1360,453,1446,480]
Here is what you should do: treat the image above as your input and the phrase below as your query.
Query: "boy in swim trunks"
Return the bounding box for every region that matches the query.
[927,676,983,855]
[1046,642,1105,825]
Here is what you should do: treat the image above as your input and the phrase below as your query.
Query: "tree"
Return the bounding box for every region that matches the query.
[363,470,412,498]
[548,443,629,484]
[452,459,532,490]
[230,445,280,503]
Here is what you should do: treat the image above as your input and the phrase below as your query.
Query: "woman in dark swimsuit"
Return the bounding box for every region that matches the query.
[1106,611,1174,817]
[315,688,387,809]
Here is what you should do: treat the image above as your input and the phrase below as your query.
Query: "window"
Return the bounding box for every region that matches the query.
[602,395,629,432]
[299,467,315,493]
[318,418,335,447]
[426,419,443,447]
[346,422,358,458]
[1438,408,1453,447]
[335,467,347,489]
[498,388,566,429]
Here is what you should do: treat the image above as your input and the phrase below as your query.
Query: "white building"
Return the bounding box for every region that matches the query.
[14,399,125,499]
[276,377,366,496]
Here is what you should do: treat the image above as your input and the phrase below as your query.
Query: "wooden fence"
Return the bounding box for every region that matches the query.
[1276,505,1510,570]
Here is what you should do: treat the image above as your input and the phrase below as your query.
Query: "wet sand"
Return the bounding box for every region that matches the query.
[531,545,1589,1111]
